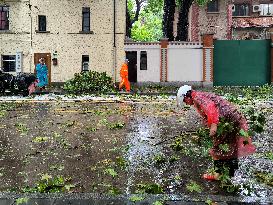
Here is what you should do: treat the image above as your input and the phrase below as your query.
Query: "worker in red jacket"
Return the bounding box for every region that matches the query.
[119,59,130,92]
[177,85,256,180]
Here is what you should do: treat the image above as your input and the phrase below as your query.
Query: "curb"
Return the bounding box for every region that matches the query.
[0,193,272,205]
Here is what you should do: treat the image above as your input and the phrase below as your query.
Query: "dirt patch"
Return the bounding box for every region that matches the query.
[0,100,272,199]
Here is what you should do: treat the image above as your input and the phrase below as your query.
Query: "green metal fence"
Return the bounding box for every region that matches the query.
[214,40,271,86]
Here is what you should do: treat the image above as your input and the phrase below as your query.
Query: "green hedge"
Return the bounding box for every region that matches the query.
[63,71,114,94]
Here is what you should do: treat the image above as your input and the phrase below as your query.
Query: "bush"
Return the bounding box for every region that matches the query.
[63,71,114,94]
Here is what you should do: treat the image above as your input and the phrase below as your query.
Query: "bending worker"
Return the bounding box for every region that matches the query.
[177,85,256,180]
[119,59,130,92]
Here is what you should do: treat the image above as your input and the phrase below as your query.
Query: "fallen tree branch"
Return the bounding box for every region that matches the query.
[153,130,197,146]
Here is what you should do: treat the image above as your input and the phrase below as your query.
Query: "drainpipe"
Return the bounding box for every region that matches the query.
[112,0,117,83]
[28,0,33,73]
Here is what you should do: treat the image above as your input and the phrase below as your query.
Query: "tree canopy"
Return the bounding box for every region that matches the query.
[126,0,210,42]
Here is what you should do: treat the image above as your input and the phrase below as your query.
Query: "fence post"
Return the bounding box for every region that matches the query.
[160,38,169,82]
[271,34,273,84]
[202,34,214,86]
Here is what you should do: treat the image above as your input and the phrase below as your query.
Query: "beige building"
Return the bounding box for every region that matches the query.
[0,0,126,83]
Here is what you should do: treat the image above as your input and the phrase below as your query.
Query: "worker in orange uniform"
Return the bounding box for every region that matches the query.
[119,59,130,92]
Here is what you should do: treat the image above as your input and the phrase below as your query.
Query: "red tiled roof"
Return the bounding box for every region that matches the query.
[232,17,273,28]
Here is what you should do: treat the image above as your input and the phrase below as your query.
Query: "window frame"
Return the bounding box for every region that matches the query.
[140,51,147,71]
[2,55,16,72]
[207,0,219,13]
[0,6,9,30]
[38,15,47,32]
[233,4,250,17]
[82,55,89,71]
[82,7,90,32]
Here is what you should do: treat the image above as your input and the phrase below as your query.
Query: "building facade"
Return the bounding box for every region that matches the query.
[187,0,273,41]
[0,0,126,83]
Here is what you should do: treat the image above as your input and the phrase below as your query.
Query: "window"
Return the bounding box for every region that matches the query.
[233,4,249,16]
[82,55,89,71]
[38,15,46,31]
[260,4,273,16]
[140,51,147,70]
[207,0,219,12]
[0,6,9,30]
[2,55,16,72]
[82,7,90,32]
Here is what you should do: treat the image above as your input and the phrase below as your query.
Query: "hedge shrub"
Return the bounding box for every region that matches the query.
[63,71,114,94]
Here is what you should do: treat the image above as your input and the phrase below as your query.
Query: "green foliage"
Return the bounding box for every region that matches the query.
[21,175,75,193]
[196,128,213,150]
[32,136,49,143]
[255,171,273,187]
[170,137,184,151]
[218,166,240,193]
[224,93,240,104]
[0,110,6,118]
[136,183,163,194]
[153,154,167,165]
[104,168,118,178]
[63,71,114,94]
[108,122,125,130]
[128,0,163,41]
[15,197,29,205]
[129,195,145,202]
[244,107,266,134]
[131,11,163,41]
[86,126,97,132]
[144,0,164,13]
[116,156,128,169]
[153,201,164,205]
[169,155,180,163]
[186,181,203,193]
[216,118,236,137]
[218,143,230,153]
[264,151,273,160]
[108,186,122,195]
[15,123,29,135]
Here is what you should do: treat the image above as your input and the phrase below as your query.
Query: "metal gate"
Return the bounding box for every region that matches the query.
[214,40,271,86]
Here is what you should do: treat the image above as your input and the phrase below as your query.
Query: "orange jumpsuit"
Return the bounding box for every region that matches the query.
[119,63,130,92]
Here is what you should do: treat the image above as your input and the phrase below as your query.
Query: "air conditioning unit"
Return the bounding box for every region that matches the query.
[231,4,235,12]
[253,5,261,12]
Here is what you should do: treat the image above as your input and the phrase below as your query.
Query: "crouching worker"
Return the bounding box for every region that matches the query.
[176,85,256,180]
[119,59,130,92]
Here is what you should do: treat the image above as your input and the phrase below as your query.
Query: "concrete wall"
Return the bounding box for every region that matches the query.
[168,42,203,81]
[125,41,204,83]
[0,0,126,82]
[124,43,161,82]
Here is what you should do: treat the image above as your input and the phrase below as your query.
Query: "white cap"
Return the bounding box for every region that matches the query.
[176,85,192,107]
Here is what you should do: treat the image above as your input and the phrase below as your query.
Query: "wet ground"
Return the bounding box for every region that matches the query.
[0,96,272,204]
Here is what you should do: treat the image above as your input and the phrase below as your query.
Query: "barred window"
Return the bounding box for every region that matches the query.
[2,55,16,72]
[82,55,89,71]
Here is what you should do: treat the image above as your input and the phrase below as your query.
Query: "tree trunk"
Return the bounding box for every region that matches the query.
[126,1,132,37]
[126,0,143,38]
[163,0,176,41]
[176,0,193,41]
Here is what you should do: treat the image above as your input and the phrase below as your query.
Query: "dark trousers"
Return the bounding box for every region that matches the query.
[214,158,239,177]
